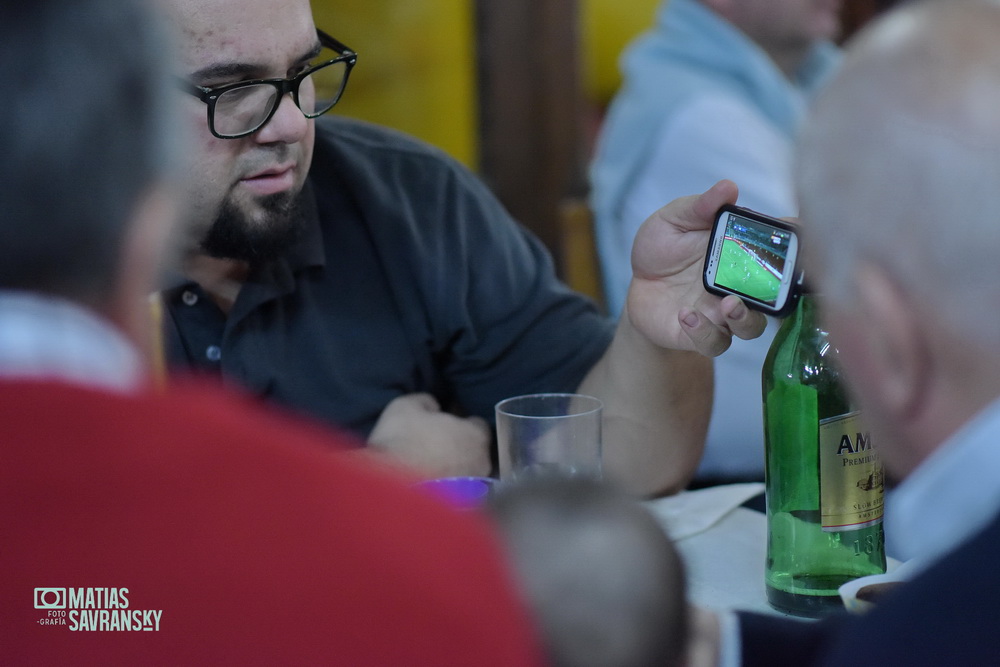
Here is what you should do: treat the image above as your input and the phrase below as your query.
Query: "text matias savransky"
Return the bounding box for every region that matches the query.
[34,587,163,632]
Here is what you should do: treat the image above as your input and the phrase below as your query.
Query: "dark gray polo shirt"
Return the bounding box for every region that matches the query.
[162,116,614,439]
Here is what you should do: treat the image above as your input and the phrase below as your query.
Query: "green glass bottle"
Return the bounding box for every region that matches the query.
[762,293,886,617]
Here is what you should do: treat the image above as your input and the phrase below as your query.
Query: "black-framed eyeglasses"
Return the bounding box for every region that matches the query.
[179,30,357,139]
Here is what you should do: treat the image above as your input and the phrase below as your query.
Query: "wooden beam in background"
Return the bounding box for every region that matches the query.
[474,0,587,268]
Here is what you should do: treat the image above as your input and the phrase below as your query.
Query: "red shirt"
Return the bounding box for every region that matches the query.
[0,380,544,666]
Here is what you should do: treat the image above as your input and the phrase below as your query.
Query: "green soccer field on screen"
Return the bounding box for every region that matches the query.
[717,237,782,304]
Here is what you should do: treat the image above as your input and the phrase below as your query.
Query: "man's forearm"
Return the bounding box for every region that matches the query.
[578,308,711,497]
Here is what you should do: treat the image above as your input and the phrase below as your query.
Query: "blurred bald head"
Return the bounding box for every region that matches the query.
[487,478,687,667]
[796,0,1000,476]
[798,0,1000,346]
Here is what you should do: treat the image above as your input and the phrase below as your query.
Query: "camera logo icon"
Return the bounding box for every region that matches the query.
[34,588,66,609]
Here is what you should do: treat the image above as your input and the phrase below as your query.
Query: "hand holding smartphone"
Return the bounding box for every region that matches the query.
[703,204,803,317]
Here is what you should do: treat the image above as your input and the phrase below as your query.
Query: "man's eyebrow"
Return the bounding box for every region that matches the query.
[190,62,265,82]
[189,40,323,83]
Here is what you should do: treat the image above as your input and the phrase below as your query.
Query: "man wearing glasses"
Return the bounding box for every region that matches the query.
[159,0,765,496]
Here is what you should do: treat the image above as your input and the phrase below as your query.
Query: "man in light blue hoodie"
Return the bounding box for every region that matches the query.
[590,0,841,484]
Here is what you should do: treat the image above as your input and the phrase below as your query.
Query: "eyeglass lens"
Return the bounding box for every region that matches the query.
[212,57,350,137]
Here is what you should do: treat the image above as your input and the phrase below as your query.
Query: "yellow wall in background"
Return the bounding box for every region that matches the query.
[312,0,479,167]
[581,0,660,107]
[310,0,660,168]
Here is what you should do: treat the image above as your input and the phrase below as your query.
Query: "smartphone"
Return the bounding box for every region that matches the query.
[703,204,803,317]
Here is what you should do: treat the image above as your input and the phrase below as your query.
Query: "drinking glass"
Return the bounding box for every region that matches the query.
[496,393,602,481]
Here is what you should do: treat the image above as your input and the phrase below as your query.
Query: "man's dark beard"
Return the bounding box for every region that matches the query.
[200,192,303,263]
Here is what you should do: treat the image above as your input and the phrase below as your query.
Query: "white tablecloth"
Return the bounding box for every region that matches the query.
[645,483,792,616]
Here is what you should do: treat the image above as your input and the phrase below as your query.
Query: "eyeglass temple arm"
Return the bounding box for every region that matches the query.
[317,29,356,57]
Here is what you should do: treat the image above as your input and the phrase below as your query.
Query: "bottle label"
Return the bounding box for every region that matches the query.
[819,411,884,532]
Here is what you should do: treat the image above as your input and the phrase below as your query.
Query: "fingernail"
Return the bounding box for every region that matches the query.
[726,299,746,321]
[682,311,699,328]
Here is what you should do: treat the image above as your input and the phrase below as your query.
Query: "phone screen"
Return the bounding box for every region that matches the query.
[704,206,800,315]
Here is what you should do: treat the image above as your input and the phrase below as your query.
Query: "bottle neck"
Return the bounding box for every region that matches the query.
[792,291,817,319]
[778,291,822,339]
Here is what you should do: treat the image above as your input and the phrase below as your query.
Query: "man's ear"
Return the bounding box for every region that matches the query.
[853,262,930,421]
[106,183,180,357]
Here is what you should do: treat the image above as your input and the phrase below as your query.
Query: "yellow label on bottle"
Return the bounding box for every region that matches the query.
[819,411,884,532]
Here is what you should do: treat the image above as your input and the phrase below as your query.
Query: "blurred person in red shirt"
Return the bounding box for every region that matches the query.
[0,1,546,664]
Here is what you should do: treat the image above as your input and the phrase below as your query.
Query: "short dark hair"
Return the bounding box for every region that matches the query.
[0,0,174,304]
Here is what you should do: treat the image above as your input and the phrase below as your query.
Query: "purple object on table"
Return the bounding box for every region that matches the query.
[418,476,495,509]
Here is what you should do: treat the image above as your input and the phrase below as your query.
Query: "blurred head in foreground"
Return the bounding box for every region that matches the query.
[487,477,687,667]
[0,0,181,345]
[797,0,1000,480]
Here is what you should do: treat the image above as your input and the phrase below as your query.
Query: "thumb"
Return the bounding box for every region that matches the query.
[464,415,490,433]
[693,180,739,222]
[402,392,441,413]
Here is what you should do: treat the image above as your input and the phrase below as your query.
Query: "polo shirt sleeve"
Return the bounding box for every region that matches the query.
[406,153,615,420]
[312,118,615,425]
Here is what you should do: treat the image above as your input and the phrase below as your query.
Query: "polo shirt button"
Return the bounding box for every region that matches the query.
[206,345,222,362]
[182,290,198,306]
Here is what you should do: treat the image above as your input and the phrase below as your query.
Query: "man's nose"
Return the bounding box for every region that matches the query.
[253,92,309,144]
